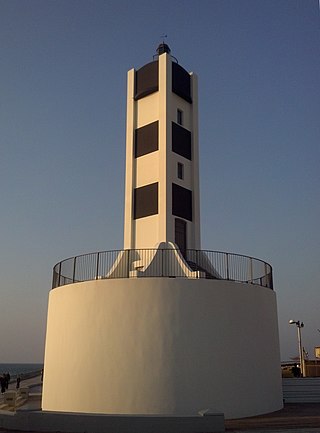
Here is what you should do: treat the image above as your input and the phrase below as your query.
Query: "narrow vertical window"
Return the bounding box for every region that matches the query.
[175,218,187,257]
[177,109,183,126]
[177,162,184,180]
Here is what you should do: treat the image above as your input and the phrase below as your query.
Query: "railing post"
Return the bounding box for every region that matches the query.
[249,257,253,284]
[162,248,164,277]
[264,262,268,287]
[52,268,57,289]
[58,262,62,287]
[226,253,229,280]
[95,252,100,280]
[267,263,273,289]
[127,249,130,278]
[73,257,77,283]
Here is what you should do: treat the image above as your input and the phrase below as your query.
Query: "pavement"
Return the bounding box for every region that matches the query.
[225,402,320,432]
[1,378,320,432]
[0,374,42,412]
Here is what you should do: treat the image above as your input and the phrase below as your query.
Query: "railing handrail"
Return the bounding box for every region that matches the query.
[187,248,271,266]
[52,248,273,290]
[53,248,272,265]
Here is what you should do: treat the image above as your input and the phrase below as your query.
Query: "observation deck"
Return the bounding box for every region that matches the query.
[52,246,273,290]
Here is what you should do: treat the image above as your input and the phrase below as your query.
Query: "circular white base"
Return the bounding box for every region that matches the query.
[42,278,283,419]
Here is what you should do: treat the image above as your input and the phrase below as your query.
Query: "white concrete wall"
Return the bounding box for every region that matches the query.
[42,278,283,419]
[0,411,225,433]
[123,68,135,249]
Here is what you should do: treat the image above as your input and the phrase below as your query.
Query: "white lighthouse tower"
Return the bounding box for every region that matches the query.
[42,44,283,420]
[124,43,200,254]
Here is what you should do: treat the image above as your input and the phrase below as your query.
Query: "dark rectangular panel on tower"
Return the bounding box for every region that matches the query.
[134,183,158,219]
[172,122,192,160]
[135,121,159,158]
[172,183,192,221]
[172,62,192,103]
[135,61,159,100]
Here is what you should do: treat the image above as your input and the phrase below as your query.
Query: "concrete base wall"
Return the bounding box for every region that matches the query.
[42,278,283,419]
[0,411,225,433]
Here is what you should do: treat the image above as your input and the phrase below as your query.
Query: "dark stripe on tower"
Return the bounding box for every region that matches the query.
[172,62,192,103]
[172,122,192,160]
[135,121,159,158]
[172,183,192,221]
[135,61,159,100]
[134,183,159,219]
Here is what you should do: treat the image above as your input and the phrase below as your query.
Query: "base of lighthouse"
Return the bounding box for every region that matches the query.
[42,278,283,419]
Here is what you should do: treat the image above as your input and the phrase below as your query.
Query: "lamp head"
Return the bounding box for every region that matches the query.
[289,319,296,324]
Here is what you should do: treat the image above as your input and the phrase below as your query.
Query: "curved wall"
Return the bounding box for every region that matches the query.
[42,278,283,419]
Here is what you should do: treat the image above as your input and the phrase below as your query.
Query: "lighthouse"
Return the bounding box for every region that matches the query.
[124,42,200,254]
[42,44,283,419]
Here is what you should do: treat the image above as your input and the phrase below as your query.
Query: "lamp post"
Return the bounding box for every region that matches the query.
[289,319,305,377]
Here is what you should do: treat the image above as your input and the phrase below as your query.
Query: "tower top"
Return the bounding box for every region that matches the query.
[156,43,171,55]
[154,42,178,63]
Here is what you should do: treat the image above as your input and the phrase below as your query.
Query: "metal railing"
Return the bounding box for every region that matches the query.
[52,249,273,290]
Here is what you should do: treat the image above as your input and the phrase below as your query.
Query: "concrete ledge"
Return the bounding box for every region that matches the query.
[0,410,225,433]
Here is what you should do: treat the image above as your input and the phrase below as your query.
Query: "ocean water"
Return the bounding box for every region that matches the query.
[0,363,43,378]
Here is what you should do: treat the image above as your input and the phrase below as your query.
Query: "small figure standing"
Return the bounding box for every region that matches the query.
[291,364,301,378]
[0,376,6,394]
[4,372,10,390]
[16,376,21,389]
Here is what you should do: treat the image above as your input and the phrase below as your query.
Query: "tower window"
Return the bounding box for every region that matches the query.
[175,218,187,257]
[134,183,158,219]
[135,121,158,158]
[172,183,192,222]
[177,109,183,126]
[172,62,192,103]
[172,122,192,160]
[135,61,159,100]
[177,162,184,180]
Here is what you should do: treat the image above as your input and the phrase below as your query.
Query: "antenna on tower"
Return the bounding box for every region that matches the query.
[161,34,168,44]
[153,35,178,63]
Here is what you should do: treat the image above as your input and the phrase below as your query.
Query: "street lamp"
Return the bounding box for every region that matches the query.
[289,319,305,377]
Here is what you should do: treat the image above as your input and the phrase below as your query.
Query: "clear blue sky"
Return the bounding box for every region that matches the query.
[0,0,319,362]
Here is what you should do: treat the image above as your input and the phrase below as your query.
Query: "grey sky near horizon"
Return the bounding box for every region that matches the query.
[0,0,319,363]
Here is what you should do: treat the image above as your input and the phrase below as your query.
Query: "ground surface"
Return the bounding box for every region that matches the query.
[1,399,320,432]
[225,403,320,431]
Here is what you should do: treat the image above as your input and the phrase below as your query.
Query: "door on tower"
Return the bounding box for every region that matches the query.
[175,218,187,257]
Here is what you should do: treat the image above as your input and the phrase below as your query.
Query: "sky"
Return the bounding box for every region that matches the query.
[0,0,319,363]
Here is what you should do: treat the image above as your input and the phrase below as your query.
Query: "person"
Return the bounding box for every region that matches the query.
[16,376,21,389]
[0,376,6,394]
[291,364,301,377]
[4,372,10,390]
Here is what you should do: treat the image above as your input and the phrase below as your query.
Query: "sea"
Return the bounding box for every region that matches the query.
[0,363,43,379]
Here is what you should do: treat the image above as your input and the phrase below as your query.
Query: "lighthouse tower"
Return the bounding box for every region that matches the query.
[124,43,200,254]
[42,44,283,420]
